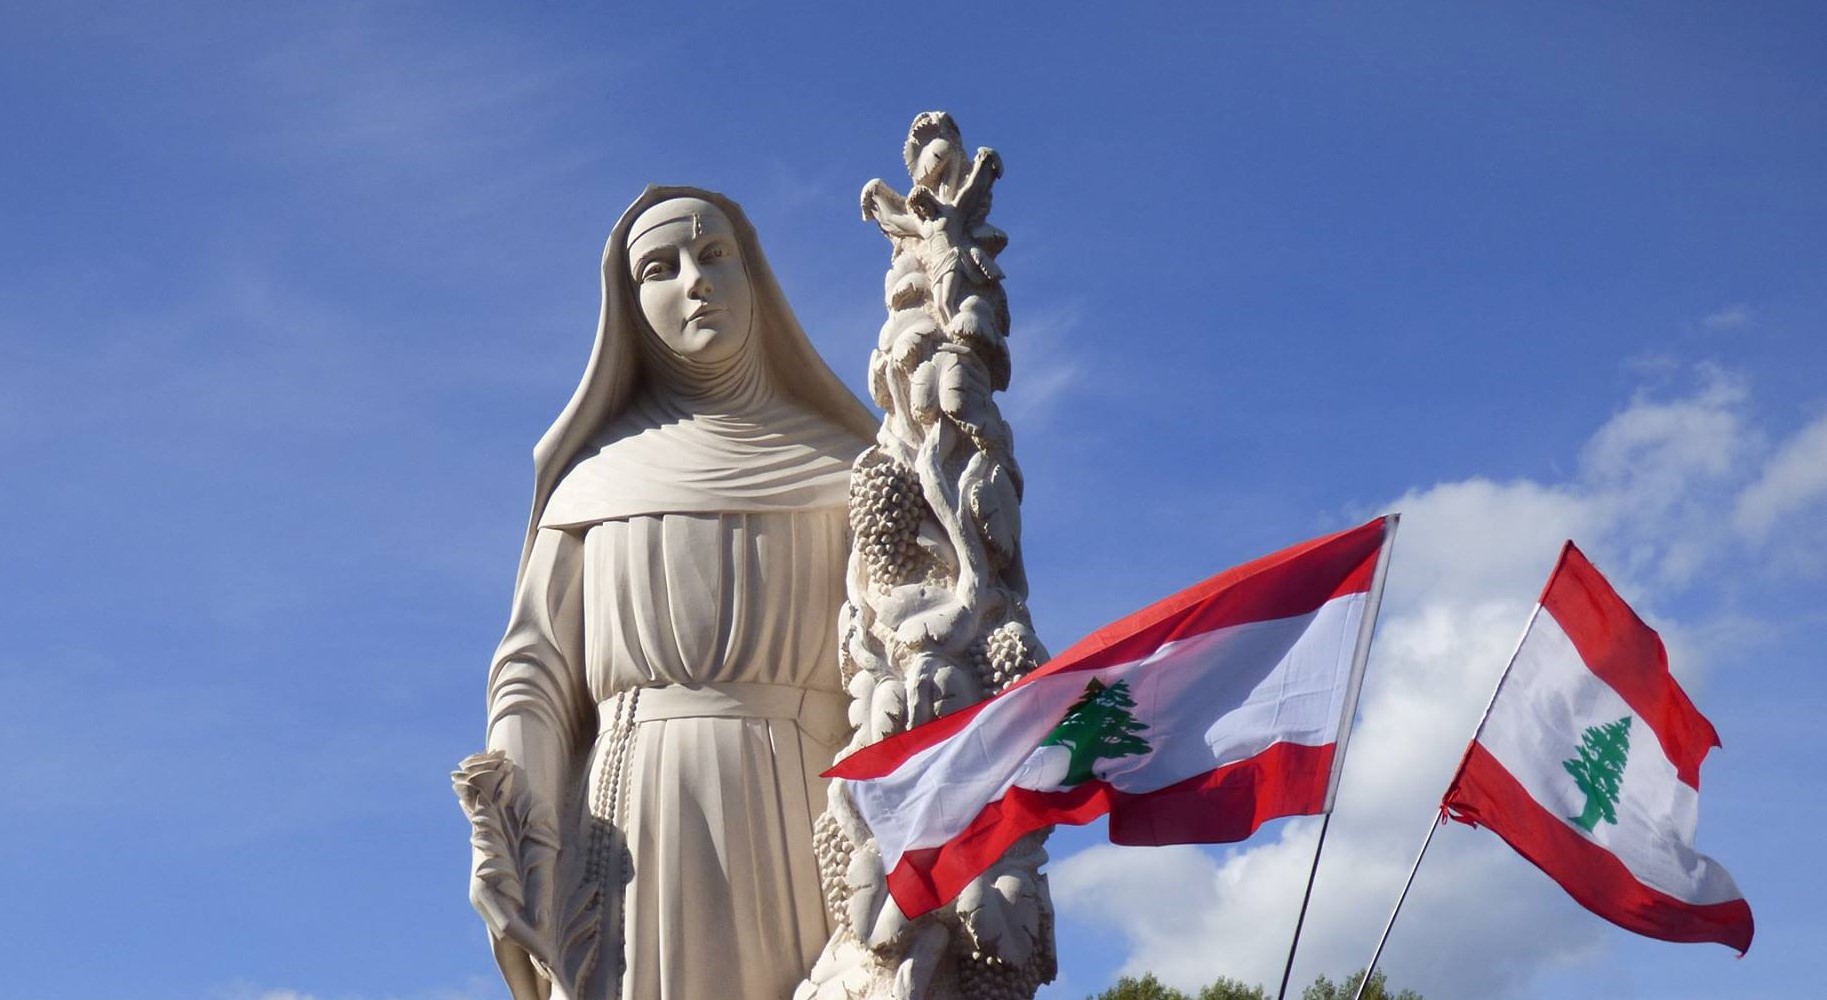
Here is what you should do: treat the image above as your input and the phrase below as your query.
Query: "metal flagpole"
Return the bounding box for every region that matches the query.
[1276,514,1400,1000]
[1348,809,1442,1000]
[1276,812,1333,1000]
[1324,514,1399,814]
[1348,601,1546,1000]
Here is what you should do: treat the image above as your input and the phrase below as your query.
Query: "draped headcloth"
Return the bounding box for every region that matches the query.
[517,186,876,580]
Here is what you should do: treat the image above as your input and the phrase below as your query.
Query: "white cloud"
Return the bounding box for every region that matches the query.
[1700,304,1754,331]
[1047,368,1807,997]
[1579,369,1747,490]
[1574,368,1755,588]
[1734,411,1827,543]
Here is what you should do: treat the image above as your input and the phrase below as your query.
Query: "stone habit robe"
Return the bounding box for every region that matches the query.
[479,187,875,1000]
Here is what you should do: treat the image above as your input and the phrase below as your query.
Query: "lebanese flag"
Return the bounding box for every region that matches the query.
[1442,542,1754,953]
[829,515,1397,919]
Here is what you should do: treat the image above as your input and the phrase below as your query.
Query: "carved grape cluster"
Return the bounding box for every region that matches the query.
[979,620,1041,694]
[812,811,856,933]
[956,944,1048,1000]
[849,452,925,586]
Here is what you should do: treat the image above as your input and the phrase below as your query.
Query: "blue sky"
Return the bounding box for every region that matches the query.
[3,3,1824,998]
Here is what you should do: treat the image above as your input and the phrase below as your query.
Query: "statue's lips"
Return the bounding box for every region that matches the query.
[688,305,724,322]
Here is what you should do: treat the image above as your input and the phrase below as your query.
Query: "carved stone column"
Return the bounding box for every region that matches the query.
[800,111,1056,1000]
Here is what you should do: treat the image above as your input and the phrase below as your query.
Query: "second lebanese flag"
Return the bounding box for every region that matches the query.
[829,516,1396,918]
[1442,543,1754,953]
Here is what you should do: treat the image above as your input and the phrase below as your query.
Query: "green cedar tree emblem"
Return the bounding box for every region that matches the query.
[1041,678,1153,786]
[1562,715,1632,832]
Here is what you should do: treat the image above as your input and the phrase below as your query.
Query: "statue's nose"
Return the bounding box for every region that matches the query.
[683,260,712,300]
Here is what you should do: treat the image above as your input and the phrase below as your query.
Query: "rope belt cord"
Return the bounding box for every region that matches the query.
[598,682,850,747]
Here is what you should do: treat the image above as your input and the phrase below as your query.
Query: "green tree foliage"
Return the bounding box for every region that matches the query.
[1045,677,1152,785]
[1088,970,1419,1000]
[1089,974,1189,1000]
[1300,969,1422,1000]
[1197,978,1271,1000]
[1086,972,1265,1000]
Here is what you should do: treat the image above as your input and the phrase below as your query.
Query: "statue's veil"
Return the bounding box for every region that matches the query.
[518,185,877,578]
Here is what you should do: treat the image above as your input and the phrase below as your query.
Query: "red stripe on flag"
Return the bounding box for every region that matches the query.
[824,696,988,780]
[1540,544,1721,788]
[886,781,1112,919]
[1445,742,1753,954]
[828,517,1388,781]
[1050,518,1385,683]
[1108,740,1334,846]
[884,741,1337,919]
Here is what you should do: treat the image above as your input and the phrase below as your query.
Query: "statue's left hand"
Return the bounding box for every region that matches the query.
[470,854,548,959]
[455,751,559,976]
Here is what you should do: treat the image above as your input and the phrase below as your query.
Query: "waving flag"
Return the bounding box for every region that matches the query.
[830,515,1397,918]
[1442,543,1754,953]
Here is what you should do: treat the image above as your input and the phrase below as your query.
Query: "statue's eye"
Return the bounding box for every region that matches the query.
[638,257,677,283]
[701,243,728,263]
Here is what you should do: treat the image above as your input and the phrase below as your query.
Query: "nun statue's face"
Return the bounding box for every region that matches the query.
[626,198,756,365]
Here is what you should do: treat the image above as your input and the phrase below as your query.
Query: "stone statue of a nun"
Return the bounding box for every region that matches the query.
[456,186,875,1000]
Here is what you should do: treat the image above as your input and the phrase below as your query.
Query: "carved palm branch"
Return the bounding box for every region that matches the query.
[454,750,598,1000]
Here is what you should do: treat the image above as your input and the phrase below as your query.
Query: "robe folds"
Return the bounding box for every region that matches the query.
[488,508,850,1000]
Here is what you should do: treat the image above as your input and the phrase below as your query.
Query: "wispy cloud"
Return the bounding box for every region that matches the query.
[0,248,552,830]
[245,13,605,215]
[1701,303,1755,331]
[1002,302,1087,426]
